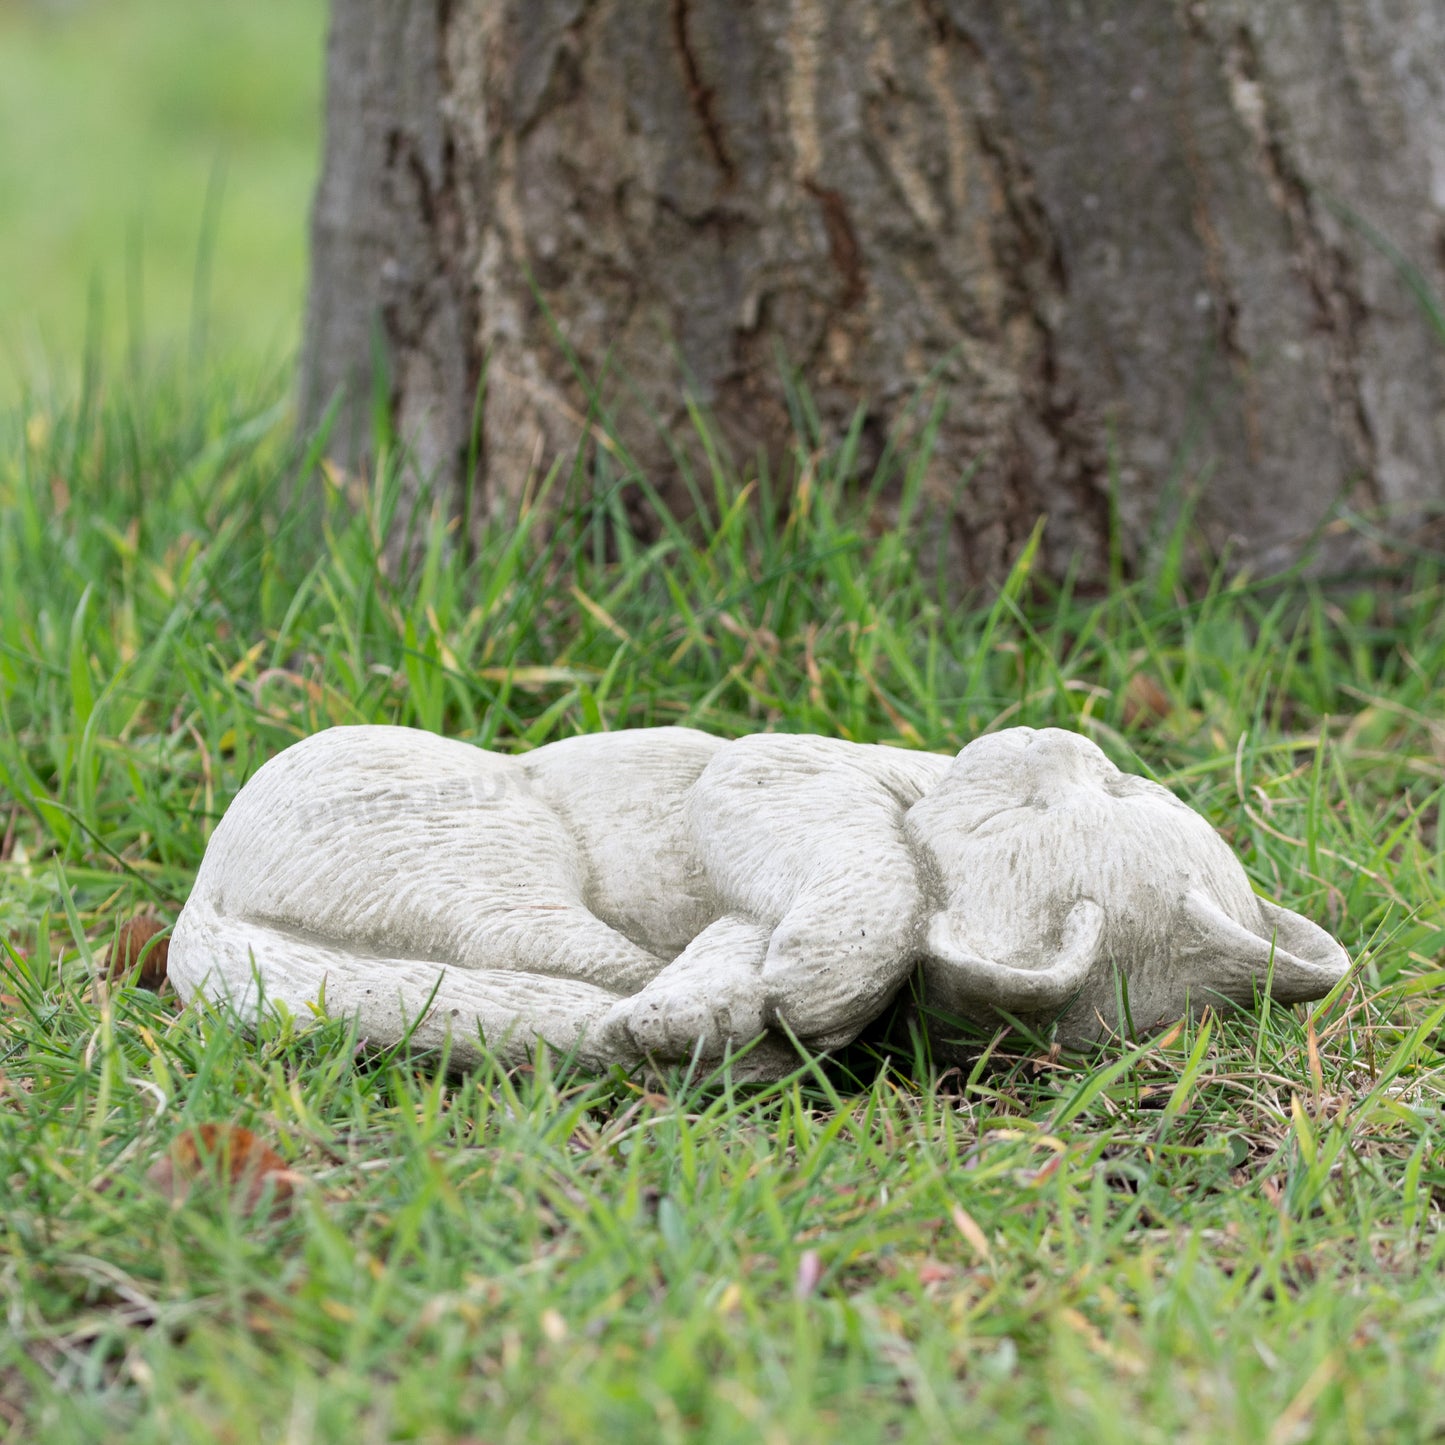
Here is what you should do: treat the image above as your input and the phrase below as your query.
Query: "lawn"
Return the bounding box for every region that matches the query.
[0,0,326,400]
[1,356,1444,1441]
[4,2,1445,1436]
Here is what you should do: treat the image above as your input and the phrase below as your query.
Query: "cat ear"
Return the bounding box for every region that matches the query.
[1175,890,1350,1006]
[924,898,1105,1012]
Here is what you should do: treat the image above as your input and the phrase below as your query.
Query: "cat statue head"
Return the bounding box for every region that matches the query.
[904,728,1349,1045]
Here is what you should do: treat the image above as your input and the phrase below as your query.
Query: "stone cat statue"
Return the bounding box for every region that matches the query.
[169,725,1350,1075]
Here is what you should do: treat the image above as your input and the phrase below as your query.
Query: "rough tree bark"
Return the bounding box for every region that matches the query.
[300,0,1445,583]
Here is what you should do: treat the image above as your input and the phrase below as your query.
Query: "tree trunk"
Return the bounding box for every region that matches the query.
[300,0,1445,584]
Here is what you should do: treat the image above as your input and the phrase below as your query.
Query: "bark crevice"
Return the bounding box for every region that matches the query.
[669,0,736,185]
[1216,19,1379,500]
[804,181,867,311]
[300,0,1445,586]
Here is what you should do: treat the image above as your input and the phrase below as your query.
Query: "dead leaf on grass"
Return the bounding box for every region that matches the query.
[916,1257,956,1286]
[146,1123,299,1218]
[106,917,170,990]
[1121,673,1174,729]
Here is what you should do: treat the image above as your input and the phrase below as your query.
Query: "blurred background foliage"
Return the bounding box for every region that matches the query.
[0,0,327,400]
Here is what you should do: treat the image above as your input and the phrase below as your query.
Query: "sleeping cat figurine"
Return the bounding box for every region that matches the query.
[169,725,1349,1074]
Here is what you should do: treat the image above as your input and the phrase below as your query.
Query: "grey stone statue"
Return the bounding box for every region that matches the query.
[169,725,1350,1074]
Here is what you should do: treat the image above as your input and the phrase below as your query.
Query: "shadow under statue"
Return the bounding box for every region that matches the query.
[169,726,1350,1075]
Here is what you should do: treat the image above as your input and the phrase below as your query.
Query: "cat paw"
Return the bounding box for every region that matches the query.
[600,977,768,1060]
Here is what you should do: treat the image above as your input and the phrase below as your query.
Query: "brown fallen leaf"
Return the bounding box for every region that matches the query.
[916,1257,956,1285]
[146,1123,298,1218]
[106,917,170,990]
[1121,673,1174,729]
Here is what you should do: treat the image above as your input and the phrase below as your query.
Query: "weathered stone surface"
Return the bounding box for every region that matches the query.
[170,725,1349,1073]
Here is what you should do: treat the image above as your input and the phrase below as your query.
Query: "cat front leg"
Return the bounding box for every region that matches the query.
[599,879,923,1064]
[756,871,926,1049]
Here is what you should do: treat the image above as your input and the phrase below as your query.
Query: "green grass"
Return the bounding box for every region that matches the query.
[2,361,1445,1443]
[0,0,326,399]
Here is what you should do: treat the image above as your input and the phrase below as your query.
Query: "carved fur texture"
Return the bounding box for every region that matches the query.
[169,726,1349,1074]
